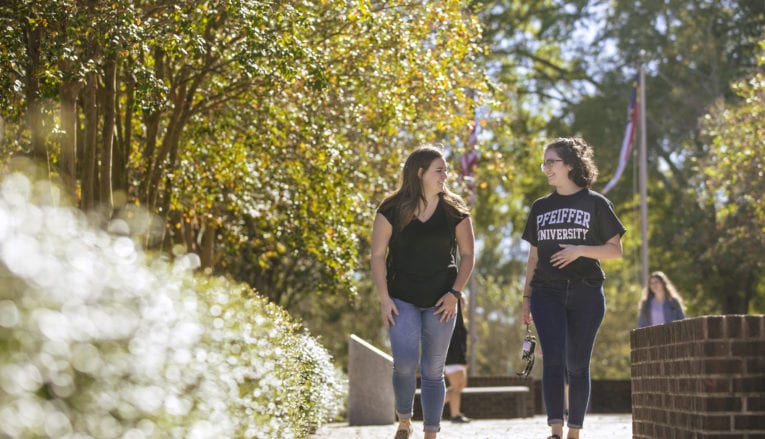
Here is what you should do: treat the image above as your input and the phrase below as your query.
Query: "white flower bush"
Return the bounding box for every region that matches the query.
[0,172,345,438]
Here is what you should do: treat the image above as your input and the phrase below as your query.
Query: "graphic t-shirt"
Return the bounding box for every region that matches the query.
[379,200,468,308]
[521,188,626,284]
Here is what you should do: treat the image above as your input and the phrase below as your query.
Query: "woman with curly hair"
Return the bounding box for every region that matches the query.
[520,137,626,439]
[637,271,686,328]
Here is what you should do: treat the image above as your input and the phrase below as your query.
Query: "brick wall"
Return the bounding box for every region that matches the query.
[631,315,765,438]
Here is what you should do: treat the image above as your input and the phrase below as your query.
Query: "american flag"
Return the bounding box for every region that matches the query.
[602,78,639,194]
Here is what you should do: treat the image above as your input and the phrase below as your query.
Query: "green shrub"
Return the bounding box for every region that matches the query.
[0,172,345,438]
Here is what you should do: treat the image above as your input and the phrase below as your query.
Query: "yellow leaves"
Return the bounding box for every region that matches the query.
[27,17,49,28]
[346,8,366,23]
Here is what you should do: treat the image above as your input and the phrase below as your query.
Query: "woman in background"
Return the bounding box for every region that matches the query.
[637,271,686,328]
[444,298,471,423]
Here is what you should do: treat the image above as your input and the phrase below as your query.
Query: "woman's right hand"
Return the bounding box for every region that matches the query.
[380,296,399,329]
[521,297,533,326]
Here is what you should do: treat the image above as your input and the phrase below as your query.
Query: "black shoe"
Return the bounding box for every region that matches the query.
[450,413,472,423]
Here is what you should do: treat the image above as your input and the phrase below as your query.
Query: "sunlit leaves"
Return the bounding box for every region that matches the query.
[0,0,490,371]
[0,171,344,437]
[162,0,489,308]
[696,45,765,313]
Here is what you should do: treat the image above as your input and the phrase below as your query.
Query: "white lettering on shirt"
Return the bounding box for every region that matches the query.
[535,208,591,242]
[536,208,590,228]
[537,228,589,241]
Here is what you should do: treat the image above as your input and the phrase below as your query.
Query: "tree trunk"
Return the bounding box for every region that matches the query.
[23,18,46,164]
[59,81,81,200]
[200,221,216,269]
[141,111,160,202]
[141,47,165,210]
[146,84,187,214]
[99,58,116,211]
[80,72,99,211]
[113,68,133,198]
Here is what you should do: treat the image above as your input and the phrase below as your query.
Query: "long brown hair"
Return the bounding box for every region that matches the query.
[378,145,468,232]
[638,271,685,318]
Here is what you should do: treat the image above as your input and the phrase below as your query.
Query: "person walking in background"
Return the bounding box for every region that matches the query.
[520,137,626,439]
[444,298,471,424]
[371,145,475,439]
[637,271,686,328]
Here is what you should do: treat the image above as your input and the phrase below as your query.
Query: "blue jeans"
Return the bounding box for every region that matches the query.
[389,298,455,433]
[530,280,605,429]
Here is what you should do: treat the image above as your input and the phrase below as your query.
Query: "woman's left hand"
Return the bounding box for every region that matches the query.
[434,293,459,322]
[550,244,581,268]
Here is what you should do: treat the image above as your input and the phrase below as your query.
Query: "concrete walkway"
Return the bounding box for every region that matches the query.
[310,414,632,438]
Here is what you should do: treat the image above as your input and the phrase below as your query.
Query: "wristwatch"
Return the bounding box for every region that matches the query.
[448,288,462,299]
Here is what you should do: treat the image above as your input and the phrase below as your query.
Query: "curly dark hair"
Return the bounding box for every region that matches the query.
[545,137,599,188]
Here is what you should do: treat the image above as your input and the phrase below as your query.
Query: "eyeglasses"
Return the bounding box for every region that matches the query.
[540,159,563,170]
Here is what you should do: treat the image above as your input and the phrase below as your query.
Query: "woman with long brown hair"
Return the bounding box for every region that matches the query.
[371,145,475,439]
[637,271,686,328]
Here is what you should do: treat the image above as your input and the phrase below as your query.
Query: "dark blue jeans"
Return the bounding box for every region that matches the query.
[530,280,605,429]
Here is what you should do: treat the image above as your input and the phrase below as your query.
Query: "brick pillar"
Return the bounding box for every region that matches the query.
[631,315,765,438]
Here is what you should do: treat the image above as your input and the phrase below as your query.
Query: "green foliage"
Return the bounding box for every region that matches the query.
[460,0,764,379]
[193,280,346,437]
[0,0,489,311]
[697,42,765,314]
[0,167,344,438]
[188,0,489,317]
[470,272,528,376]
[567,1,765,316]
[3,0,763,389]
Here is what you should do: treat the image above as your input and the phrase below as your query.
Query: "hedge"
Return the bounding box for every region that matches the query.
[0,171,345,438]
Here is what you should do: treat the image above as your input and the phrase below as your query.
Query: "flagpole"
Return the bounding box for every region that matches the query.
[638,52,649,288]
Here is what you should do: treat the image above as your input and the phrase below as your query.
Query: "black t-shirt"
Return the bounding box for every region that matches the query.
[379,200,468,308]
[521,188,626,284]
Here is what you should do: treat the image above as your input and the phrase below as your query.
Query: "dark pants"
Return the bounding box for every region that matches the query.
[530,280,605,429]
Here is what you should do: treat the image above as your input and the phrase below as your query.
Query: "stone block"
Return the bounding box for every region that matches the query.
[347,334,395,426]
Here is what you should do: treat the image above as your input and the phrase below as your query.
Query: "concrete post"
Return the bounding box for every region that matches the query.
[348,334,395,425]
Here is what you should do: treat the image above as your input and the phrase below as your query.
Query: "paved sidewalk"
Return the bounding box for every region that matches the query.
[310,414,632,438]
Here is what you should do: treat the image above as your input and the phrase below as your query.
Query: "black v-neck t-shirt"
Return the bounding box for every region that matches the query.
[522,188,626,284]
[379,200,468,308]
